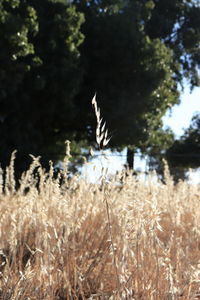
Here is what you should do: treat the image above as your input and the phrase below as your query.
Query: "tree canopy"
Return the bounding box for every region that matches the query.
[167,113,200,169]
[72,0,200,168]
[0,0,84,171]
[0,0,200,174]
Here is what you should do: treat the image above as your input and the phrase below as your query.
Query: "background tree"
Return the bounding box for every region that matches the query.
[73,0,180,169]
[0,0,84,173]
[144,128,188,182]
[72,0,200,170]
[146,0,200,88]
[1,0,200,177]
[166,113,200,171]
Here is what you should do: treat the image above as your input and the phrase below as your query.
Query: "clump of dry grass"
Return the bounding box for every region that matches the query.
[0,159,200,300]
[0,97,200,299]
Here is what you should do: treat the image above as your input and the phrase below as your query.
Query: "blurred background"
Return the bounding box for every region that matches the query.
[0,0,199,183]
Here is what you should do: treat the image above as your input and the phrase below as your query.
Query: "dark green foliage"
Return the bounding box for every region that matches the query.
[146,0,200,88]
[145,127,188,182]
[73,0,179,149]
[0,0,200,175]
[72,0,200,170]
[0,0,84,171]
[167,113,200,169]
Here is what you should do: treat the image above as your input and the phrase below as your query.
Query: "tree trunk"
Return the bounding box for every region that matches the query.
[126,147,134,170]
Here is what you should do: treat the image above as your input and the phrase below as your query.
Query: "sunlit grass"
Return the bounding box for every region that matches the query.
[0,154,200,299]
[0,96,199,299]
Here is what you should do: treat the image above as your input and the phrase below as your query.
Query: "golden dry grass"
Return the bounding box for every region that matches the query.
[0,156,200,300]
[0,97,200,299]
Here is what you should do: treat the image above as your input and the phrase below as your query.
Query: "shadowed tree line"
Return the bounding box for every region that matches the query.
[0,0,200,180]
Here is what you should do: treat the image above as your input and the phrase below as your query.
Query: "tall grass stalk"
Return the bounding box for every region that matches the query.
[92,94,121,296]
[0,97,200,299]
[0,154,200,299]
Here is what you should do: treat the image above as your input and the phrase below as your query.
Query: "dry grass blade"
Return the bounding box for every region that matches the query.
[92,94,111,149]
[92,94,121,293]
[0,96,199,299]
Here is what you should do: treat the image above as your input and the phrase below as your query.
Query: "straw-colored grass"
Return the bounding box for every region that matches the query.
[0,97,200,299]
[0,155,200,300]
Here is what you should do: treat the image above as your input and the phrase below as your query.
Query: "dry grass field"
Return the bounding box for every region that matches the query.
[1,98,200,299]
[0,152,200,300]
